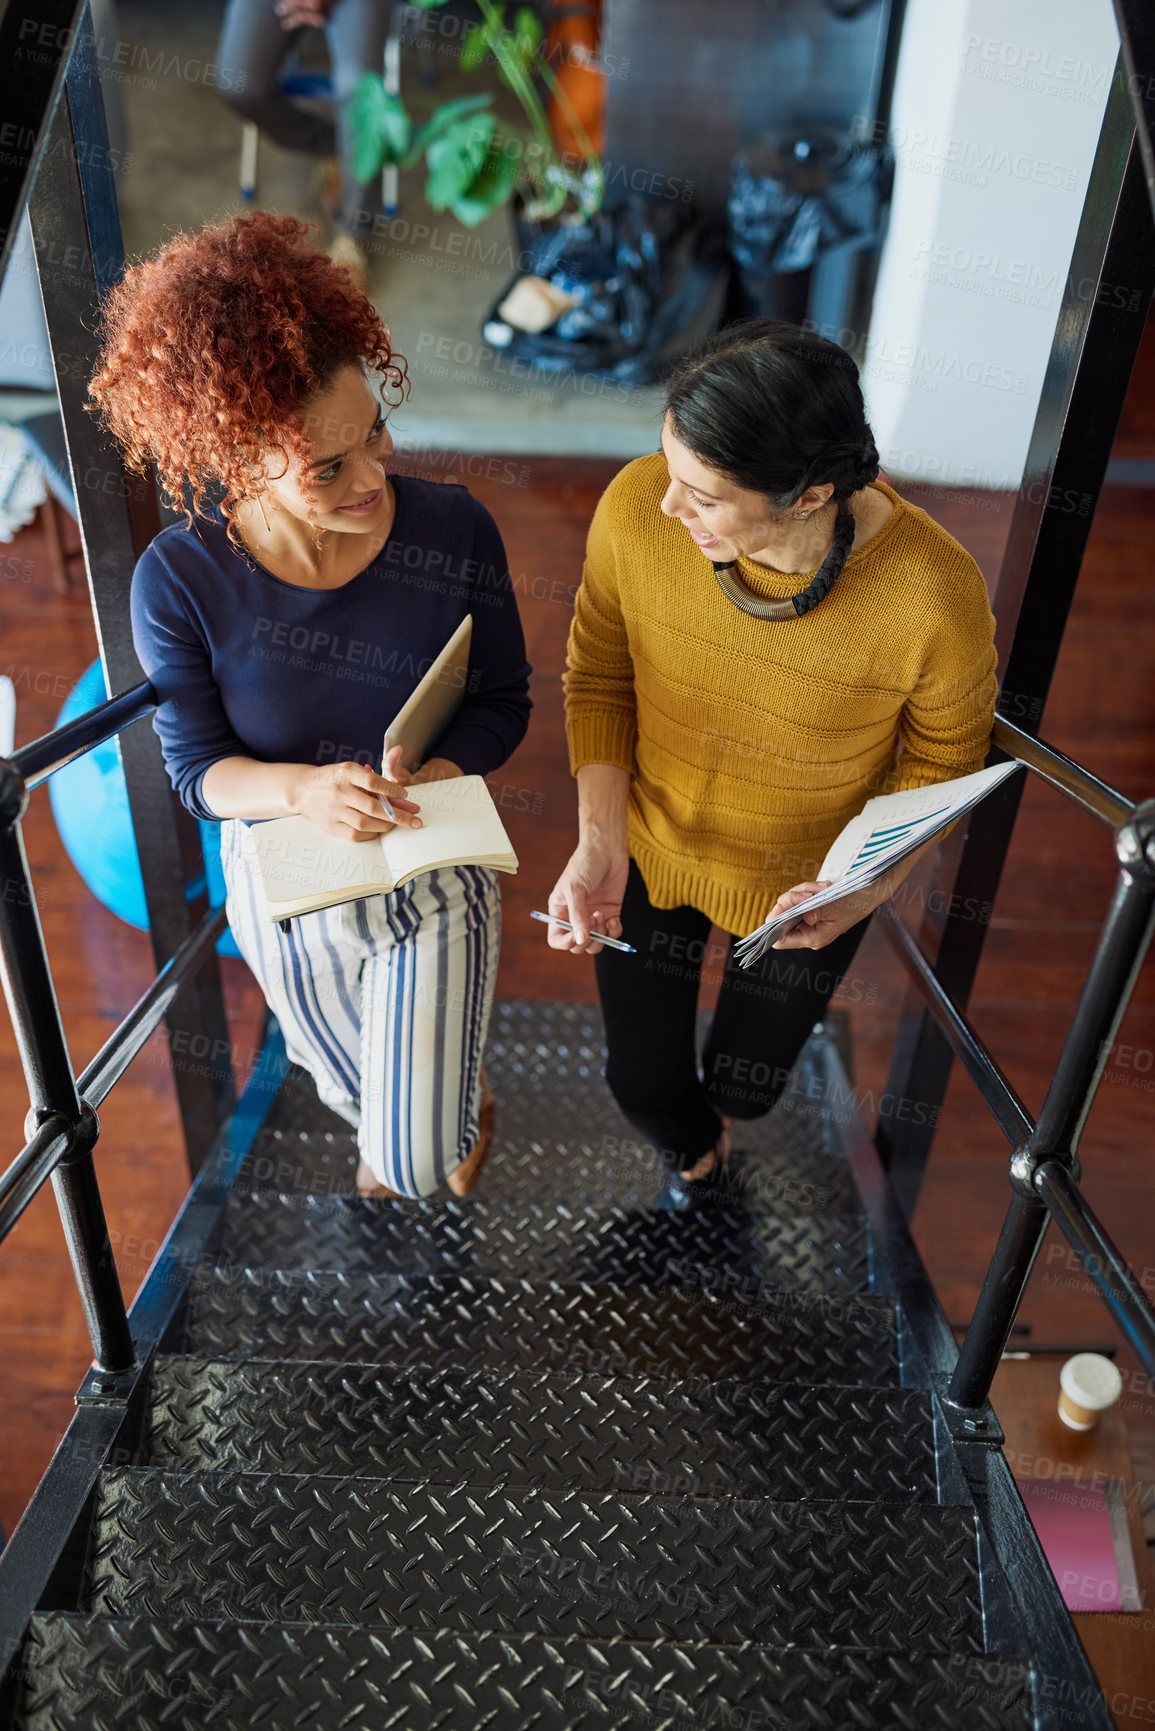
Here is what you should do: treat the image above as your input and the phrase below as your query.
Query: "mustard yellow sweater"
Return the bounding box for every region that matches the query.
[563,454,998,935]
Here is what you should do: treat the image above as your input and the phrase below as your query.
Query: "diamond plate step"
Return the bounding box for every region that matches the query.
[241,1112,861,1216]
[16,1613,1035,1731]
[83,1472,985,1651]
[213,1187,872,1292]
[176,1270,900,1383]
[145,1358,937,1500]
[240,999,857,1216]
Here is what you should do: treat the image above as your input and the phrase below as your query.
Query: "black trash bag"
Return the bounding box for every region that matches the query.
[482,192,727,386]
[728,130,894,323]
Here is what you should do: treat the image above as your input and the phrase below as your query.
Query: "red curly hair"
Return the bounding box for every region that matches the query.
[89,211,408,542]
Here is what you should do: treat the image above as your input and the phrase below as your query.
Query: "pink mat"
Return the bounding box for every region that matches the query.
[1018,1479,1133,1613]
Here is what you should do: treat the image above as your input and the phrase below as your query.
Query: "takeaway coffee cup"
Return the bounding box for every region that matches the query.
[1058,1353,1123,1431]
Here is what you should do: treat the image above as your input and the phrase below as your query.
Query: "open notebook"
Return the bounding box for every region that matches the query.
[247,774,518,921]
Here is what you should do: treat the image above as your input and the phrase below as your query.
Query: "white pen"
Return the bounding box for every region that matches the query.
[530,909,635,953]
[377,793,396,822]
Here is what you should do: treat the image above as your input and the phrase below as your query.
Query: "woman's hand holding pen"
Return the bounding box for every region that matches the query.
[547,840,629,956]
[547,762,631,956]
[294,745,422,841]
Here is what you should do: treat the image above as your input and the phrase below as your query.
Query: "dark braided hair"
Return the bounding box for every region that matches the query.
[664,320,880,615]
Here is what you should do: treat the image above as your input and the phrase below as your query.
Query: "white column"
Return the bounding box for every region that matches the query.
[860,0,1122,488]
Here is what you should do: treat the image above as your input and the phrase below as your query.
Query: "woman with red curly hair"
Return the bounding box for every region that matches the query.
[92,211,531,1199]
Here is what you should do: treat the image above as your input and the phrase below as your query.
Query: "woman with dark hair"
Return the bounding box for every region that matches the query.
[91,211,531,1199]
[547,319,996,1184]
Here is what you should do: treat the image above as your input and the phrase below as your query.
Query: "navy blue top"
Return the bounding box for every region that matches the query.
[130,475,532,820]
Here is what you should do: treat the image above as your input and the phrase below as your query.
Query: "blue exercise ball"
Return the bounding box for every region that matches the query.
[49,660,240,958]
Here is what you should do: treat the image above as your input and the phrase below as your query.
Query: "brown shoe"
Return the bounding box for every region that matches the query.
[680,1120,732,1185]
[447,1067,495,1197]
[356,1157,402,1200]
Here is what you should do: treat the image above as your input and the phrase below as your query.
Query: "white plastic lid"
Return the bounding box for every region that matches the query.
[1059,1352,1123,1411]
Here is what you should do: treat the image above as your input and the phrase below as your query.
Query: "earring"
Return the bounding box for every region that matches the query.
[257,494,271,534]
[798,511,810,519]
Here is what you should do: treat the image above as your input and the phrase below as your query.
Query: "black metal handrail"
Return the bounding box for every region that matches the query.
[76,903,228,1111]
[12,680,156,792]
[991,715,1133,829]
[876,906,1034,1149]
[0,0,88,287]
[0,902,229,1247]
[882,722,1155,1425]
[876,60,1155,1227]
[0,690,230,1373]
[0,1116,74,1247]
[1114,0,1155,223]
[22,0,236,1176]
[1034,1159,1155,1372]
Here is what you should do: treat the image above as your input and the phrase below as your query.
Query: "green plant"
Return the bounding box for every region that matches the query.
[349,0,603,228]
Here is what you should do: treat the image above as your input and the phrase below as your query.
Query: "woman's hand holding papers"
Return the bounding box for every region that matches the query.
[768,835,939,950]
[766,878,862,950]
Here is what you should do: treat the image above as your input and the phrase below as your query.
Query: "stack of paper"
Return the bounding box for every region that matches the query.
[734,761,1021,967]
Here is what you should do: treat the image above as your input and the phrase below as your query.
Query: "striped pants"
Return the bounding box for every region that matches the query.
[221,820,501,1196]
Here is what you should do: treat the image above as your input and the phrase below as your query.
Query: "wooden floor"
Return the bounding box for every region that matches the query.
[2,348,1154,1717]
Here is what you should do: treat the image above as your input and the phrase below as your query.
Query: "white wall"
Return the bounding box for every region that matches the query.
[0,214,53,392]
[859,0,1120,488]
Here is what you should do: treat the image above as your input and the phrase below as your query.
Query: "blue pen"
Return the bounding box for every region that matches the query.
[530,909,635,953]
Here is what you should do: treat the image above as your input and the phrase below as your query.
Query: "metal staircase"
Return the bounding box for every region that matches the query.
[8,1003,1041,1730]
[3,4,1155,1728]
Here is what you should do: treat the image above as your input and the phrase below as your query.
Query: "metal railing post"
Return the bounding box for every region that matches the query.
[876,68,1155,1215]
[49,1106,133,1375]
[0,761,133,1374]
[0,766,81,1120]
[1035,1160,1155,1379]
[945,1191,1052,1419]
[1031,802,1155,1161]
[0,0,86,286]
[26,5,235,1175]
[946,802,1155,1417]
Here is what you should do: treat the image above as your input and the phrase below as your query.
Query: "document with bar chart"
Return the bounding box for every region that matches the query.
[734,760,1022,967]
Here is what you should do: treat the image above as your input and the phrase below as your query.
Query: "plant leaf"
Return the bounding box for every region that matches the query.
[347,76,412,180]
[522,181,568,222]
[407,93,493,164]
[377,93,412,162]
[406,0,452,9]
[449,146,522,226]
[512,6,543,58]
[425,112,497,210]
[459,20,493,71]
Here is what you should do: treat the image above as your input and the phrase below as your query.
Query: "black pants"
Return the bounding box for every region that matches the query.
[595,859,869,1167]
